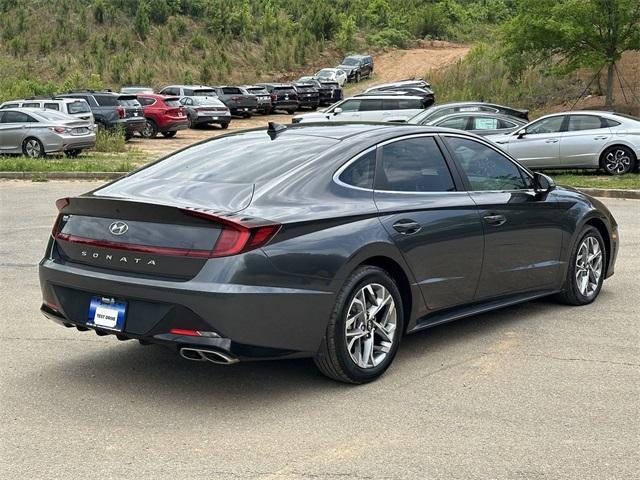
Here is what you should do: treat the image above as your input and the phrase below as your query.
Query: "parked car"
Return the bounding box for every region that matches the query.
[293,82,320,110]
[293,95,427,124]
[487,111,640,175]
[159,85,218,97]
[243,85,273,114]
[357,87,435,107]
[315,68,348,87]
[179,96,231,129]
[120,86,154,94]
[40,123,618,383]
[136,94,189,138]
[336,54,374,83]
[421,112,527,136]
[209,86,258,118]
[364,78,432,93]
[321,80,344,104]
[256,83,299,114]
[1,97,94,123]
[297,77,335,106]
[409,102,530,125]
[0,108,95,158]
[57,91,146,139]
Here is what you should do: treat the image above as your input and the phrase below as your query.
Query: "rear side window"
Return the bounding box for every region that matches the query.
[94,95,119,107]
[393,98,422,110]
[567,115,605,131]
[138,97,155,106]
[22,102,40,108]
[164,99,181,107]
[497,119,518,129]
[378,137,455,192]
[44,103,60,111]
[603,118,621,127]
[472,117,499,130]
[67,101,90,113]
[338,149,376,189]
[445,137,529,191]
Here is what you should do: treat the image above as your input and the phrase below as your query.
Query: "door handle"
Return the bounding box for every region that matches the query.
[392,219,421,235]
[483,214,507,226]
[593,136,608,140]
[545,139,559,143]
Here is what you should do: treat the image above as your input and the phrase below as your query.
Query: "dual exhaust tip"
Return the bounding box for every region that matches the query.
[179,347,239,365]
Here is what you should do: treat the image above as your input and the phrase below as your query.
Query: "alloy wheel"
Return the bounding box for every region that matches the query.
[575,235,603,298]
[25,139,42,158]
[141,121,154,138]
[344,283,397,369]
[604,148,631,175]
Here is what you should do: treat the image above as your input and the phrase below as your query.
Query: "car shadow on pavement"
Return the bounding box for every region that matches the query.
[27,296,581,406]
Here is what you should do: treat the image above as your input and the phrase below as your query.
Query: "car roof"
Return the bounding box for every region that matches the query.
[1,97,85,104]
[435,112,527,121]
[344,95,424,100]
[163,85,215,89]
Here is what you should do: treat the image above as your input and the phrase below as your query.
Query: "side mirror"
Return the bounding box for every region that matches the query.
[516,129,527,139]
[333,107,342,115]
[533,172,555,194]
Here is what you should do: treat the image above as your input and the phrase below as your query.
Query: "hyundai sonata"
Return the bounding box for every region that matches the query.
[39,123,618,383]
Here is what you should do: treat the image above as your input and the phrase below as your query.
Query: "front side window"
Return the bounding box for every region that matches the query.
[339,149,376,189]
[338,100,360,112]
[526,116,564,134]
[567,115,605,131]
[445,137,530,191]
[378,136,455,192]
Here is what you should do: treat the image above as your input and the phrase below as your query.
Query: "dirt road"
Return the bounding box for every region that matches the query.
[130,43,470,160]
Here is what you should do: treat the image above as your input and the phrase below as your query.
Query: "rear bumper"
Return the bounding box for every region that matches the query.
[273,101,299,111]
[38,254,334,358]
[194,114,231,125]
[45,133,96,153]
[159,119,189,132]
[120,118,146,133]
[298,96,320,107]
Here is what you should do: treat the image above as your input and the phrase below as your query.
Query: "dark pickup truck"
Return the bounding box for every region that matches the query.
[211,86,258,117]
[256,84,299,114]
[294,82,320,110]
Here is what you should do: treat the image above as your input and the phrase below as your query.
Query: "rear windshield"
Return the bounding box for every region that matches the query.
[130,132,338,184]
[221,87,242,94]
[192,89,217,96]
[321,82,339,88]
[164,99,182,107]
[36,110,74,121]
[247,88,267,94]
[67,101,90,114]
[341,57,360,66]
[193,97,220,106]
[119,99,142,107]
[613,113,640,122]
[274,87,296,93]
[94,94,119,107]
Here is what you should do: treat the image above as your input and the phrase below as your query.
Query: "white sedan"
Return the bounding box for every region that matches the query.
[315,68,348,87]
[487,111,640,175]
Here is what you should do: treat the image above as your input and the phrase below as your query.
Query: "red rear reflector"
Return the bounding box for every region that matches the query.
[44,300,59,312]
[169,329,200,336]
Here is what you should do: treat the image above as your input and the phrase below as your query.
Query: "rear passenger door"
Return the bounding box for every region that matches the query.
[374,135,484,313]
[560,115,611,168]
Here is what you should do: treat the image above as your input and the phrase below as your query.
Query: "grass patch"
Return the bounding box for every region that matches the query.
[546,171,640,190]
[94,128,127,153]
[0,151,148,172]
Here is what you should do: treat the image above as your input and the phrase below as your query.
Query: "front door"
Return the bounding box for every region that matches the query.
[498,115,566,169]
[374,135,484,312]
[442,135,564,299]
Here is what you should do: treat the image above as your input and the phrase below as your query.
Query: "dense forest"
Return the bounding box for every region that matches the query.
[0,0,515,99]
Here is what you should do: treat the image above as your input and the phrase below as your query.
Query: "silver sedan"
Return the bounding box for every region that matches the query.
[0,108,96,158]
[487,111,640,175]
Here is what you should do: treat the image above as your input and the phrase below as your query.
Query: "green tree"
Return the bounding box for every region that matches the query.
[134,1,151,40]
[335,15,357,52]
[501,0,640,105]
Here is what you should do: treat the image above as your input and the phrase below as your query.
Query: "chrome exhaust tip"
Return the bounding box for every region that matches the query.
[179,347,239,365]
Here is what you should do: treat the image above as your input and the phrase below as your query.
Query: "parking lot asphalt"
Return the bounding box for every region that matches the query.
[1,181,638,480]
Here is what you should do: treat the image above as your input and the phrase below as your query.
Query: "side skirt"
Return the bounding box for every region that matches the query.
[408,289,561,334]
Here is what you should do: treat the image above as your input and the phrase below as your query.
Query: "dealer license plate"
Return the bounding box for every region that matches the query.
[88,297,126,332]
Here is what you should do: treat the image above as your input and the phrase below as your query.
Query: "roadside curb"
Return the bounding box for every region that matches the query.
[0,173,638,199]
[0,172,126,180]
[576,187,640,200]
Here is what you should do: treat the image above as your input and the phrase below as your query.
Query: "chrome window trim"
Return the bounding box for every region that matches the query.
[333,146,377,192]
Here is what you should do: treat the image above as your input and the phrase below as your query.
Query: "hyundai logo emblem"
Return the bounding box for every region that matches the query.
[109,221,129,236]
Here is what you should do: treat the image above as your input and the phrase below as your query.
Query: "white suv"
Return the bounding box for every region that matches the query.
[0,97,94,123]
[293,95,426,124]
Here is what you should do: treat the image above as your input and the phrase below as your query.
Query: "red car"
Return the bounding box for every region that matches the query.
[136,94,189,138]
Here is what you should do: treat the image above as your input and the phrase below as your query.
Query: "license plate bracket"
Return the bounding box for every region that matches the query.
[88,297,126,332]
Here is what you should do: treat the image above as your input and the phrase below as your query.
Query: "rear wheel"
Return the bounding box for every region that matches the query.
[161,131,177,138]
[187,115,195,129]
[556,226,606,305]
[314,266,403,384]
[22,137,44,158]
[220,122,229,130]
[601,145,636,175]
[141,119,158,138]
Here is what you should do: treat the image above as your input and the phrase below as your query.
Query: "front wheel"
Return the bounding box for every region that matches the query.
[601,146,636,175]
[314,266,404,384]
[556,226,606,305]
[220,122,229,129]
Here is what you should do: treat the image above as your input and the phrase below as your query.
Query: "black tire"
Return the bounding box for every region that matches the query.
[242,112,252,118]
[187,115,195,129]
[141,119,158,138]
[287,109,296,115]
[22,137,45,158]
[220,122,229,130]
[161,131,177,138]
[355,72,361,83]
[314,266,404,384]
[64,149,81,158]
[600,145,636,175]
[124,132,133,141]
[556,226,606,306]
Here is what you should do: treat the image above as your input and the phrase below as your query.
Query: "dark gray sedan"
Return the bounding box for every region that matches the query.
[39,123,618,383]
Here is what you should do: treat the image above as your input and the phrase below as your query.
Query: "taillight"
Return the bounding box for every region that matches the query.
[182,209,280,257]
[270,93,277,102]
[51,198,69,236]
[116,106,125,118]
[51,126,68,134]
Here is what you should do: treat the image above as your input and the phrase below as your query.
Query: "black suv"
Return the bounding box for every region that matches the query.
[58,91,146,139]
[336,54,374,83]
[293,82,320,110]
[256,83,299,114]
